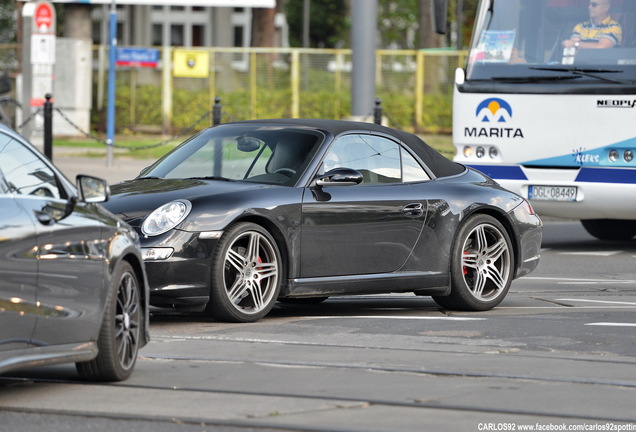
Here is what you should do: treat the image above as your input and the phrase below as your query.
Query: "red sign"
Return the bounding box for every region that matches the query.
[34,3,54,32]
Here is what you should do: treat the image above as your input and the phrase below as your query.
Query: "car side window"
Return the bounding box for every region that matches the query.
[0,137,63,199]
[323,134,401,184]
[323,134,430,184]
[401,147,431,182]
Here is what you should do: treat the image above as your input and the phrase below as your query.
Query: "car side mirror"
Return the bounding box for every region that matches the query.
[77,175,110,203]
[315,168,363,187]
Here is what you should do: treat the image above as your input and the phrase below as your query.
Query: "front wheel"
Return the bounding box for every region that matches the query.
[76,261,141,381]
[206,222,282,322]
[433,214,514,311]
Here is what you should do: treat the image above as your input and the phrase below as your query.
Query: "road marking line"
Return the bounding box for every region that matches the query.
[557,298,636,306]
[585,322,636,327]
[523,277,636,284]
[497,306,636,309]
[558,251,621,257]
[311,316,486,321]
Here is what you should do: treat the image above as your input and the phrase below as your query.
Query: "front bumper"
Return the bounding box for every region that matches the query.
[140,229,221,309]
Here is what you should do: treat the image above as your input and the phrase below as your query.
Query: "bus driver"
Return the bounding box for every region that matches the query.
[562,0,622,50]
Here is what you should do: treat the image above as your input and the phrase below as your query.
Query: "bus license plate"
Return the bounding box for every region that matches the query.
[528,185,577,202]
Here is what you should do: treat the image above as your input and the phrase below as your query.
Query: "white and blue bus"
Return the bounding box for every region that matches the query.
[452,0,636,240]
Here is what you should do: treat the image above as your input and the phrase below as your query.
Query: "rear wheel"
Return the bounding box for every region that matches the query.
[581,219,636,241]
[76,261,141,381]
[433,214,514,311]
[206,222,282,322]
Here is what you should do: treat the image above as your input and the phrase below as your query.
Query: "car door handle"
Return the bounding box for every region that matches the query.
[402,203,424,218]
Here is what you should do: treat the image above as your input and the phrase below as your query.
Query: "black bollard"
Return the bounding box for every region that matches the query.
[373,98,382,125]
[212,97,222,126]
[43,94,53,161]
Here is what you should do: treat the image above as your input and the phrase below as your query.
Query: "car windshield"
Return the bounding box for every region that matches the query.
[466,0,636,82]
[140,125,323,186]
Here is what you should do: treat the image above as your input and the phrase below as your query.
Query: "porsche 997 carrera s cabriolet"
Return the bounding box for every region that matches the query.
[104,119,542,323]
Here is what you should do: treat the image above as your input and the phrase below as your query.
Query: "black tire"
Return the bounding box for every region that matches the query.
[76,261,141,381]
[581,219,636,241]
[433,214,514,311]
[206,222,282,323]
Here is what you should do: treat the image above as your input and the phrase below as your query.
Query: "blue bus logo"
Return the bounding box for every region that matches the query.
[476,98,512,123]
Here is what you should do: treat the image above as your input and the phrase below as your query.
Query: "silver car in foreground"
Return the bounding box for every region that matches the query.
[0,123,149,381]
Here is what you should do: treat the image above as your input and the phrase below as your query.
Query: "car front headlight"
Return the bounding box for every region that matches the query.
[141,200,192,236]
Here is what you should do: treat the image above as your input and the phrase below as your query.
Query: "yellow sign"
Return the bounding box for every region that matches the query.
[173,49,209,78]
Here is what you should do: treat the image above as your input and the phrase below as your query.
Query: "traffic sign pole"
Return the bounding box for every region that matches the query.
[21,1,56,143]
[106,0,116,167]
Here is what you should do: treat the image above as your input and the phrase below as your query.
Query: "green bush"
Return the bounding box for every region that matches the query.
[105,84,451,135]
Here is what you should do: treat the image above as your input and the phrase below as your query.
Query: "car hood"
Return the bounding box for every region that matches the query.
[105,178,276,221]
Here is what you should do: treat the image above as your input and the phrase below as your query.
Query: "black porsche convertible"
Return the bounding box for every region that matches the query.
[104,119,542,322]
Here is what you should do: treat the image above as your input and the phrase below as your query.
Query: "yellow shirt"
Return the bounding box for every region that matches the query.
[573,16,623,47]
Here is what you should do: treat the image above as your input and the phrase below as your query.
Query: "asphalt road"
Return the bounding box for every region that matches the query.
[1,220,635,431]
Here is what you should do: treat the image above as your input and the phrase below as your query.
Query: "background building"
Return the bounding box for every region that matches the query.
[90,5,288,50]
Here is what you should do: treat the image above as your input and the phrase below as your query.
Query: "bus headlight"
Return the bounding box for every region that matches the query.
[476,146,485,158]
[624,150,634,163]
[609,149,619,162]
[489,147,499,159]
[463,146,473,158]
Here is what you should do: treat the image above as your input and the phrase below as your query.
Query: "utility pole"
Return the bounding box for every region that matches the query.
[350,0,377,120]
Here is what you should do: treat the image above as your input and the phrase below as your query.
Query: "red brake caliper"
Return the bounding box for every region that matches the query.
[463,251,468,275]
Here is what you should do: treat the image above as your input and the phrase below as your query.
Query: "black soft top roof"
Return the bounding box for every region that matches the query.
[222,119,465,179]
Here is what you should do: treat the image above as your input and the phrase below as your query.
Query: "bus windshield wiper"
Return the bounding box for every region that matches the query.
[490,75,581,83]
[529,66,633,84]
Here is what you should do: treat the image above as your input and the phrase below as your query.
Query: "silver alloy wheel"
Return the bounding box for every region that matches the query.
[116,270,141,371]
[222,230,280,316]
[460,223,512,301]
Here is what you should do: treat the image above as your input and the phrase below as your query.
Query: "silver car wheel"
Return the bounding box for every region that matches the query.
[222,230,280,316]
[460,222,512,302]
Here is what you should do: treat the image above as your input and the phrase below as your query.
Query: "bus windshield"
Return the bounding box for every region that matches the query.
[466,0,636,82]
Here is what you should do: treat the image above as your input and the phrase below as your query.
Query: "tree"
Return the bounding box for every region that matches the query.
[285,0,348,48]
[379,0,419,49]
[460,0,479,48]
[285,0,453,50]
[417,0,446,48]
[252,1,279,47]
[0,0,16,43]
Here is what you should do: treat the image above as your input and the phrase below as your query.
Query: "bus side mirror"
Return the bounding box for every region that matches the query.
[434,0,448,35]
